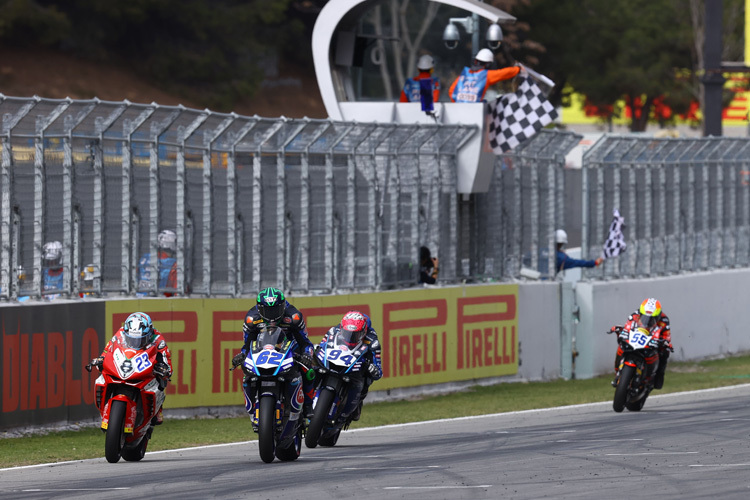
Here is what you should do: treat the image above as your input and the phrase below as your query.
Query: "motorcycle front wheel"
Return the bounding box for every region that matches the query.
[258,396,276,463]
[613,364,635,413]
[305,388,335,449]
[105,400,126,463]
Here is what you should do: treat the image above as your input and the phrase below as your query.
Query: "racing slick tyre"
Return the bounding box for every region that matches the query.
[305,388,335,449]
[613,364,635,413]
[104,400,126,463]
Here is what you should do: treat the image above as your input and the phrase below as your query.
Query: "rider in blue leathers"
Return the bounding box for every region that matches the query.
[318,310,382,422]
[233,287,316,417]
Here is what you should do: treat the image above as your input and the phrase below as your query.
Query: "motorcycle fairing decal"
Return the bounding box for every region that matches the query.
[294,385,304,408]
[627,328,653,348]
[113,348,153,379]
[624,360,637,367]
[324,346,366,373]
[244,342,296,376]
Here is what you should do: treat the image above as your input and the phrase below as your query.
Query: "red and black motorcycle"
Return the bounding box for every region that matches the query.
[86,342,169,463]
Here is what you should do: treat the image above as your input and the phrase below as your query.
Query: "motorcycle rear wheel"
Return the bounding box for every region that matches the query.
[122,436,148,462]
[613,364,635,413]
[305,388,335,449]
[258,396,276,463]
[318,428,341,447]
[626,390,650,412]
[104,400,126,463]
[276,426,302,461]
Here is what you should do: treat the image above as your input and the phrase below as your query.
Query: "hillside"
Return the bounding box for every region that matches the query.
[0,48,327,120]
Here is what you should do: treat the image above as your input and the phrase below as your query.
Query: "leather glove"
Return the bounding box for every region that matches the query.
[153,361,171,379]
[367,361,379,378]
[648,338,660,349]
[86,356,104,372]
[618,330,629,342]
[232,352,245,368]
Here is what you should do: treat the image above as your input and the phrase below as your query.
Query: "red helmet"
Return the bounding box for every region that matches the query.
[339,311,368,346]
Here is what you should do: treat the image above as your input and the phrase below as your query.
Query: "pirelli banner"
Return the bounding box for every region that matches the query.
[1,284,517,425]
[102,284,519,408]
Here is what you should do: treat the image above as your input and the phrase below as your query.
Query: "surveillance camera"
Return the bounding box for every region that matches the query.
[443,23,460,50]
[486,24,503,50]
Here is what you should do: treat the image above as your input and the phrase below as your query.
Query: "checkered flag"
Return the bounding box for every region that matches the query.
[602,209,627,258]
[487,75,558,154]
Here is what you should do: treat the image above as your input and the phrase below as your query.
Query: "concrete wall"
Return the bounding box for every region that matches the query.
[518,282,562,381]
[574,269,750,379]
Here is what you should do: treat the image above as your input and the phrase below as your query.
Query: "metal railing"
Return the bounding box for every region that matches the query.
[3,95,747,300]
[0,96,476,299]
[581,135,750,279]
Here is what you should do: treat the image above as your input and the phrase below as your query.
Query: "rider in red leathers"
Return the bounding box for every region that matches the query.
[90,312,173,424]
[612,298,673,389]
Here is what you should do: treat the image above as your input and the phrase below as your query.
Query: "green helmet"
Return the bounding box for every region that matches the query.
[256,287,286,321]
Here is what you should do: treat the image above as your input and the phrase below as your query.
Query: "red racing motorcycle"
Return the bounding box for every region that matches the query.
[86,342,169,463]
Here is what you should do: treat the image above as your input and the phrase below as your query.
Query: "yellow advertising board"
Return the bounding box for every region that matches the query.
[105,284,518,408]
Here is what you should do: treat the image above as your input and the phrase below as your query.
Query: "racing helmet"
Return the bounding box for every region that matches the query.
[43,240,63,268]
[638,298,662,329]
[158,229,177,253]
[123,312,154,349]
[417,54,434,71]
[339,310,368,347]
[256,287,286,322]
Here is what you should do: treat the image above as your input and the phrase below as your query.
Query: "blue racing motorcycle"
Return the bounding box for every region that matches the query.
[305,328,370,448]
[233,326,305,463]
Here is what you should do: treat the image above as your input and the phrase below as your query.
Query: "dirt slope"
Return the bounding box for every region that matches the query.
[0,48,327,119]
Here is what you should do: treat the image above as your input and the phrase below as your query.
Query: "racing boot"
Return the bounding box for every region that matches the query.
[351,401,363,421]
[654,351,669,390]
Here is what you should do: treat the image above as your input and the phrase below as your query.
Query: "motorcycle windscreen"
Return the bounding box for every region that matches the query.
[636,314,657,330]
[333,329,363,349]
[254,327,288,352]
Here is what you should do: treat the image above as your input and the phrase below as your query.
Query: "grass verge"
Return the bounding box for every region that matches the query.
[2,354,749,468]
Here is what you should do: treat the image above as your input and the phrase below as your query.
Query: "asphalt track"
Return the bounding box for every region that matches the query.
[2,384,750,500]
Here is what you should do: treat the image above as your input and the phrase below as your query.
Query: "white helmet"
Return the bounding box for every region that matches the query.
[555,229,568,244]
[417,55,434,71]
[474,48,494,64]
[158,229,177,252]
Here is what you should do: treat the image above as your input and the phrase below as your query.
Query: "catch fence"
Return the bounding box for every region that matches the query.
[0,96,474,299]
[2,95,748,301]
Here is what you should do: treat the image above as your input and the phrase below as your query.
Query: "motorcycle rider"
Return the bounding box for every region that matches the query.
[318,310,382,422]
[232,287,316,417]
[89,312,173,424]
[611,297,673,389]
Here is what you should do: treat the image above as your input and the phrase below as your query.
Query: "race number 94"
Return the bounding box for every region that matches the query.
[328,349,355,365]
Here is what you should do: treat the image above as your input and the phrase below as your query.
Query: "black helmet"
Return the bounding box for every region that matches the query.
[256,287,286,322]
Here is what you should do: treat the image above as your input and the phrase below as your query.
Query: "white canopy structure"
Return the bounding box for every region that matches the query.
[312,0,517,193]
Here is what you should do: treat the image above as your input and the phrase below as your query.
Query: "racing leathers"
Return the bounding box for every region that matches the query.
[318,314,382,422]
[612,311,673,389]
[238,301,316,413]
[93,326,173,424]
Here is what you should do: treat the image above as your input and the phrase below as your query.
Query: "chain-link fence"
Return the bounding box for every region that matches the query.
[3,96,746,300]
[0,96,477,299]
[474,129,583,280]
[581,135,750,279]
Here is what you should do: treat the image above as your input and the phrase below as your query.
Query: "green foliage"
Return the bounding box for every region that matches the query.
[0,0,298,110]
[2,353,750,468]
[0,0,69,45]
[512,0,745,131]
